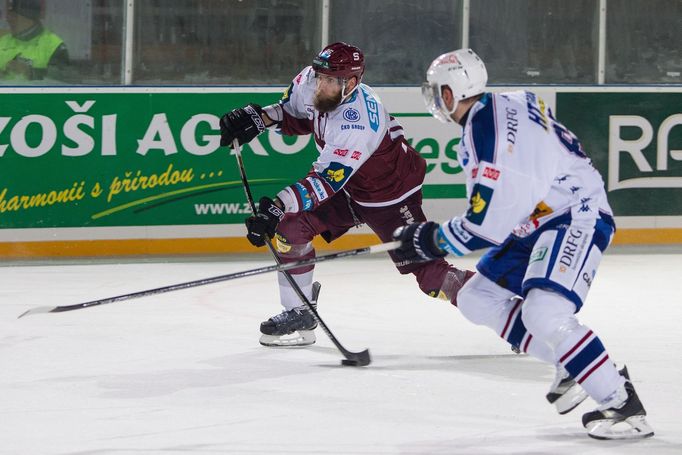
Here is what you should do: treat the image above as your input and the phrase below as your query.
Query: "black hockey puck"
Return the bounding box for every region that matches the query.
[341,359,360,366]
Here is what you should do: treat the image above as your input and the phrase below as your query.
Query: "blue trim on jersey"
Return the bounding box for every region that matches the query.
[436,227,465,256]
[470,93,497,164]
[506,313,528,349]
[342,89,358,104]
[564,337,606,376]
[522,278,583,308]
[443,219,495,252]
[593,213,616,251]
[294,182,313,211]
[360,87,380,132]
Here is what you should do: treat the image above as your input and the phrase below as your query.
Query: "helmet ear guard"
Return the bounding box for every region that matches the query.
[423,48,488,123]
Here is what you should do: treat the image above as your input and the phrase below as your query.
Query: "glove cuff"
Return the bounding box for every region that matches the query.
[417,222,447,260]
[276,187,298,213]
[244,104,266,134]
[263,104,283,124]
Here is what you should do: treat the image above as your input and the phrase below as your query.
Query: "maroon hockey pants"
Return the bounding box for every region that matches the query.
[274,191,471,305]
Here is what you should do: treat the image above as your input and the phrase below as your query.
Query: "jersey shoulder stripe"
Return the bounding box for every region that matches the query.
[470,93,497,164]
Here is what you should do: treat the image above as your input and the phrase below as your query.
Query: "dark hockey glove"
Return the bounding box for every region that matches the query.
[245,197,285,247]
[220,103,267,147]
[392,221,448,263]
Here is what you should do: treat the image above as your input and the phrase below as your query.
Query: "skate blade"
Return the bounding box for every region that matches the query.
[555,387,589,415]
[586,415,655,440]
[259,330,316,347]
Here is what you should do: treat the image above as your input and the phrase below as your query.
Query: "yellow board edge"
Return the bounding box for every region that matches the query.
[0,229,680,260]
[0,234,382,259]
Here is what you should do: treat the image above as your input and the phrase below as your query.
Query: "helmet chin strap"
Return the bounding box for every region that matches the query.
[341,77,360,101]
[440,97,458,122]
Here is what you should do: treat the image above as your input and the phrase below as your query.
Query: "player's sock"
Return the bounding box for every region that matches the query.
[555,327,624,404]
[278,269,314,311]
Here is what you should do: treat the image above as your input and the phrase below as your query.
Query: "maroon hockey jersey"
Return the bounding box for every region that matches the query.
[264,66,426,213]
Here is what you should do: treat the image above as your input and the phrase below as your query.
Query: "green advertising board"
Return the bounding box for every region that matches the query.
[0,90,466,231]
[557,92,682,216]
[0,91,314,228]
[5,89,677,235]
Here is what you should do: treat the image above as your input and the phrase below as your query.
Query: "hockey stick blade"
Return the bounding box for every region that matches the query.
[17,241,399,318]
[341,350,371,367]
[18,306,58,318]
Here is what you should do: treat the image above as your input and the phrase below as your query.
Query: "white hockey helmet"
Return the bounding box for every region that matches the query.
[422,49,488,123]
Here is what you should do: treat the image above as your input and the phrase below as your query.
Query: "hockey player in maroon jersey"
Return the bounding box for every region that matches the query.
[219,42,473,347]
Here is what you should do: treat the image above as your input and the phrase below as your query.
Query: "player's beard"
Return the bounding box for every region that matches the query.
[313,90,342,113]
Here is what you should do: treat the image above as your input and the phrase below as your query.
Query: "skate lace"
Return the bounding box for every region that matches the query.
[271,308,305,325]
[271,311,291,324]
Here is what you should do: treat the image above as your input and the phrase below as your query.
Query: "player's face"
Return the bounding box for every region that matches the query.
[314,73,343,113]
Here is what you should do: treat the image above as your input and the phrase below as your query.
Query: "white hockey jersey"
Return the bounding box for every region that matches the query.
[439,91,614,256]
[264,66,425,213]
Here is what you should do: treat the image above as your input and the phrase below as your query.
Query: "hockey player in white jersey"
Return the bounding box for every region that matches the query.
[393,49,653,440]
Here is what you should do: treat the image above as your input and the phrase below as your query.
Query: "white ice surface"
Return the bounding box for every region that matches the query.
[1,250,681,454]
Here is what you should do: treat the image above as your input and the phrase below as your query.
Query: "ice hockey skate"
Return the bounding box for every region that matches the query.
[582,366,654,440]
[259,282,320,347]
[546,366,588,414]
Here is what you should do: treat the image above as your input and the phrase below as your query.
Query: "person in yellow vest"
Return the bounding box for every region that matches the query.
[0,0,68,81]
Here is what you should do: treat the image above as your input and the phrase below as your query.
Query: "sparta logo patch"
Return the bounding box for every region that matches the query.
[471,192,487,214]
[319,162,353,192]
[327,168,345,182]
[466,183,494,225]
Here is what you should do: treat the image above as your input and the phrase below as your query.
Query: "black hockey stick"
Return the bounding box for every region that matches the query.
[232,139,371,366]
[17,241,398,321]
